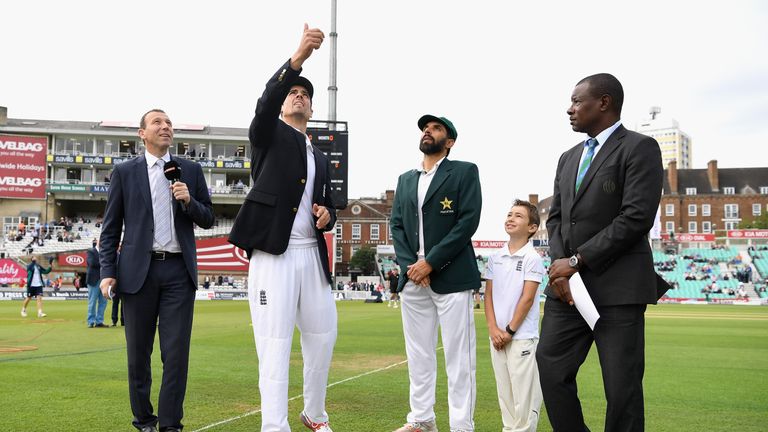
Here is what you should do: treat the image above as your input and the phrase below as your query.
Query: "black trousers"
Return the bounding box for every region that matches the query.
[536,298,646,432]
[111,294,124,325]
[122,256,195,431]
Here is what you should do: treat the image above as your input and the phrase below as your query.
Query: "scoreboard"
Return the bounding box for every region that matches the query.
[308,122,348,210]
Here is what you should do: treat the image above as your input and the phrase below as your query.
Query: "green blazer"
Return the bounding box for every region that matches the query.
[390,159,482,294]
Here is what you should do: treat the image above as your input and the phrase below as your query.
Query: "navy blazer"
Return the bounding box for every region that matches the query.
[228,60,336,284]
[86,247,100,286]
[99,155,215,294]
[546,125,670,306]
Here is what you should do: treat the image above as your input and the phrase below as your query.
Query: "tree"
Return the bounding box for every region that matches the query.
[349,246,378,275]
[742,213,768,229]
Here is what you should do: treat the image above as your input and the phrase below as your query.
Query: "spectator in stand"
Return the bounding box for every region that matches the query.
[21,256,52,318]
[203,275,211,290]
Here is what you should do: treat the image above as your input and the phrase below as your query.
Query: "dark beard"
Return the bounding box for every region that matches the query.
[419,135,446,155]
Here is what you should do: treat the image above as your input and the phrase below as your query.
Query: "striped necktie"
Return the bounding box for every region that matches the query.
[151,159,172,247]
[575,138,598,192]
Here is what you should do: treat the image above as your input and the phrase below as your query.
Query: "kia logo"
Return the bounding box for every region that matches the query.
[65,255,85,265]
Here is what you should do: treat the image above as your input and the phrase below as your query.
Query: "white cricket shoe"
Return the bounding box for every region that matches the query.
[394,421,438,432]
[21,308,28,317]
[300,411,333,432]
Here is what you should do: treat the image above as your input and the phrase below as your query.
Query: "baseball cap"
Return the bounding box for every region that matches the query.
[418,114,457,140]
[294,76,314,101]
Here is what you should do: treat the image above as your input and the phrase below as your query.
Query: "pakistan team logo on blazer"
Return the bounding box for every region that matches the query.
[439,197,455,214]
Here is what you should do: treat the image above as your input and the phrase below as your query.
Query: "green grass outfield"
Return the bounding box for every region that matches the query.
[2,301,767,431]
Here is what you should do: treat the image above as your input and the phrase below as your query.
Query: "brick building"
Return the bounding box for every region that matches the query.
[661,160,768,237]
[334,190,394,275]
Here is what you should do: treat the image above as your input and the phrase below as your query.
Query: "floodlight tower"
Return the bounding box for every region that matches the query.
[328,0,338,130]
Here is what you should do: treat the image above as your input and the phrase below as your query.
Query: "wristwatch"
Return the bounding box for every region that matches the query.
[505,325,516,336]
[568,254,580,269]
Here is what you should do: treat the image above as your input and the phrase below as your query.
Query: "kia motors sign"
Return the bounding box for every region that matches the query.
[0,135,48,199]
[58,252,88,267]
[0,259,27,285]
[660,233,715,242]
[473,240,507,249]
[727,229,768,239]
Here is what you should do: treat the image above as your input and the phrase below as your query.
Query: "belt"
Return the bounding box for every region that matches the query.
[151,251,183,260]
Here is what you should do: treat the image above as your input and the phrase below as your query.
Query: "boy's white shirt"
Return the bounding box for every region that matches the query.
[484,241,545,340]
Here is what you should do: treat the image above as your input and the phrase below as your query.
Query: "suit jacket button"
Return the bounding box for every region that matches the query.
[292,207,298,212]
[300,179,306,184]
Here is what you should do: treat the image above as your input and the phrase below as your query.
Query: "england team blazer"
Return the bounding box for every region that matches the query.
[390,159,482,294]
[228,60,336,284]
[546,125,670,306]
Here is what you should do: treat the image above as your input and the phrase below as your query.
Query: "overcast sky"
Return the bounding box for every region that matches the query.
[3,1,767,239]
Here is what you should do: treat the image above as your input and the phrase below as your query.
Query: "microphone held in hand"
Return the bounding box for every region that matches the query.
[163,160,182,184]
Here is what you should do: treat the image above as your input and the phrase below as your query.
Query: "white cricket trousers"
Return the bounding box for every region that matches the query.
[400,280,477,431]
[489,338,542,432]
[248,244,337,432]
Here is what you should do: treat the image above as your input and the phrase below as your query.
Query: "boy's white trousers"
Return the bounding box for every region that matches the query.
[489,338,542,432]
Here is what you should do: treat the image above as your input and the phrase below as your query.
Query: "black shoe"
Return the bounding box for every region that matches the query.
[140,427,158,432]
[94,323,108,328]
[111,323,117,327]
[88,323,94,328]
[163,428,181,432]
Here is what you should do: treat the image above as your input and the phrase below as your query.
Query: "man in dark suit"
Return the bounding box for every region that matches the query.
[390,115,482,432]
[99,109,214,432]
[86,239,107,328]
[228,24,337,432]
[539,73,669,432]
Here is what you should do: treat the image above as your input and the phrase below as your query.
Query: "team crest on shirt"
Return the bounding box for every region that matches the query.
[259,289,267,306]
[516,260,523,271]
[439,197,455,214]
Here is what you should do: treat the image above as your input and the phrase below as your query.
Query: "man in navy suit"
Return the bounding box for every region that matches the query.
[99,109,214,432]
[539,74,669,432]
[228,24,337,432]
[86,239,107,327]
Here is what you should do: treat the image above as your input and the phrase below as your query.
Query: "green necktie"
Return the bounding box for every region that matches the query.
[575,138,598,192]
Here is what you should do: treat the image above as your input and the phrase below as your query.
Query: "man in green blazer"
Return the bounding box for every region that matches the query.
[390,114,482,432]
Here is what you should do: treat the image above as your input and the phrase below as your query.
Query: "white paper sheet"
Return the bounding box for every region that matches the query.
[569,272,600,330]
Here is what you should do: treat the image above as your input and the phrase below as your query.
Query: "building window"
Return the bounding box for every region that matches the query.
[335,246,343,261]
[688,222,697,233]
[388,225,392,241]
[754,203,762,216]
[723,187,735,195]
[688,204,697,216]
[685,188,697,195]
[724,204,739,219]
[665,221,675,234]
[725,221,738,230]
[370,224,380,240]
[352,224,361,240]
[702,204,711,217]
[702,221,711,233]
[760,186,768,194]
[335,223,342,240]
[350,245,360,258]
[665,204,674,216]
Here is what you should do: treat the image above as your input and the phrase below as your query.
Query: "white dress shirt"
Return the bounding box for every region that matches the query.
[145,151,181,253]
[416,156,446,257]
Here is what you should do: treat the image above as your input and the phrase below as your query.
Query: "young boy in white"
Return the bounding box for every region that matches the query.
[483,200,545,431]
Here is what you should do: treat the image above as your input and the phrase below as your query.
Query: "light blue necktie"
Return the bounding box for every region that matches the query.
[151,159,172,247]
[575,138,598,192]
